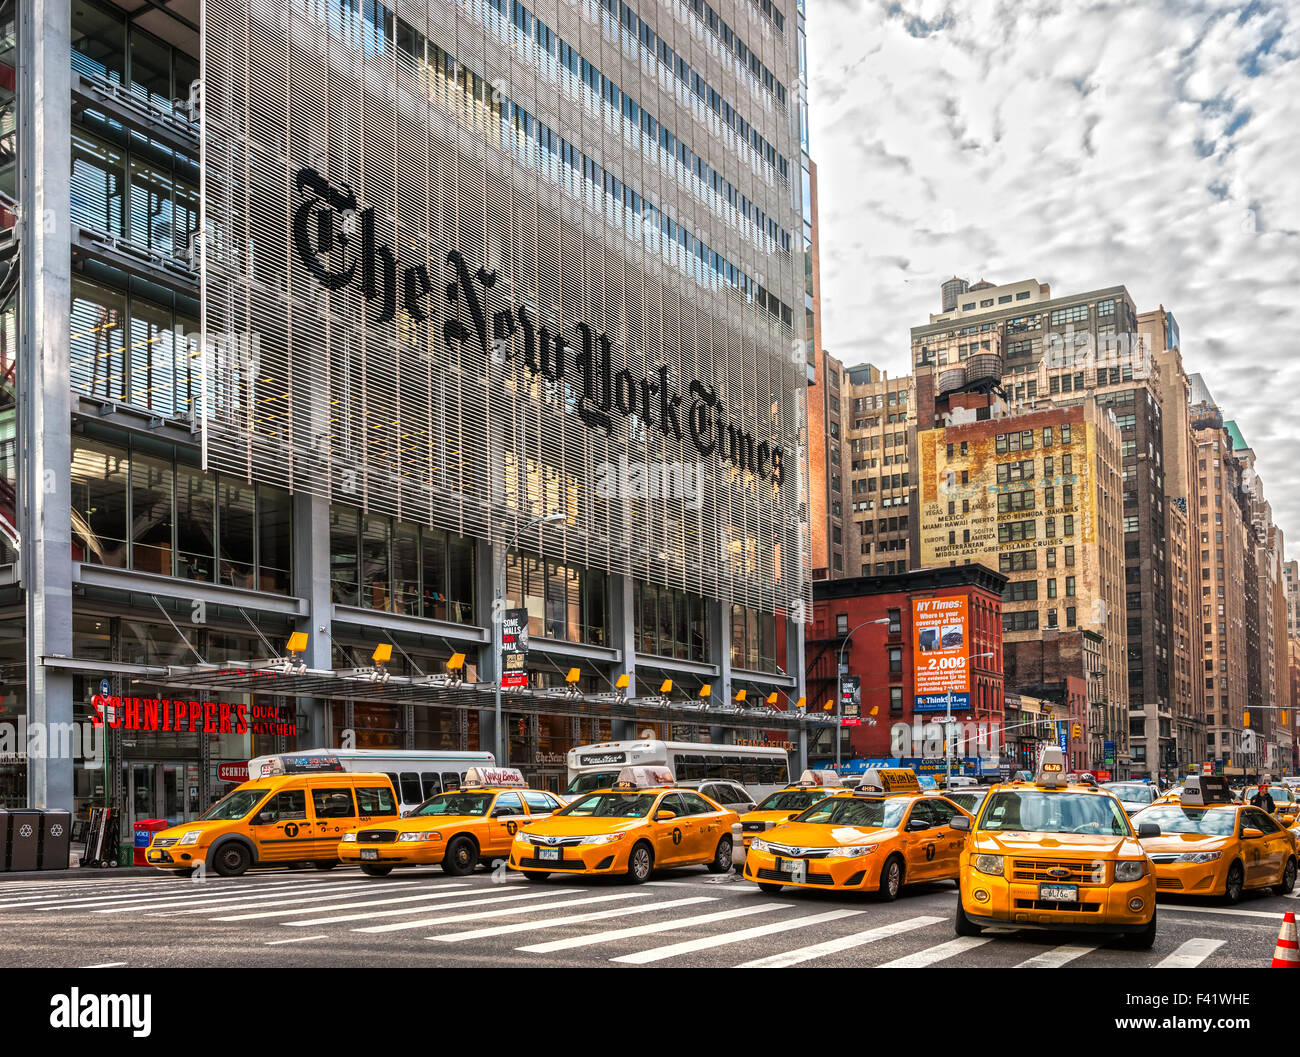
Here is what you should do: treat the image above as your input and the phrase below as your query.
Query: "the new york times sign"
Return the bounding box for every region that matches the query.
[292,167,785,485]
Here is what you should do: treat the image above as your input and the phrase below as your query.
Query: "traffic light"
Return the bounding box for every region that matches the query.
[1243,711,1250,728]
[1071,723,1082,739]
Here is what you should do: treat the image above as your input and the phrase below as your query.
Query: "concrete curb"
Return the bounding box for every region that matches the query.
[0,866,161,880]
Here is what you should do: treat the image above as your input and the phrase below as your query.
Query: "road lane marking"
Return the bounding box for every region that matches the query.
[292,889,579,928]
[517,903,789,954]
[1157,905,1286,920]
[876,936,993,968]
[357,892,648,933]
[92,880,378,913]
[159,881,424,916]
[433,896,715,942]
[80,962,127,968]
[1014,945,1095,968]
[735,915,946,968]
[1156,938,1225,967]
[2,878,320,911]
[264,935,328,945]
[612,909,863,965]
[213,885,472,921]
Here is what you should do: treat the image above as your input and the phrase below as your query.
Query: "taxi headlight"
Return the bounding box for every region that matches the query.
[1114,859,1147,882]
[340,832,357,842]
[834,845,877,858]
[973,854,1003,876]
[579,833,625,845]
[178,830,203,846]
[750,839,770,853]
[398,830,442,842]
[1173,850,1222,864]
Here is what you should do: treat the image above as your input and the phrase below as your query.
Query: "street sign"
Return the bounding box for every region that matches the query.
[98,678,111,698]
[840,675,860,718]
[501,609,529,689]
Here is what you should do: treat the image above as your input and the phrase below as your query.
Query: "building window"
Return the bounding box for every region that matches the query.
[890,686,903,712]
[835,613,849,636]
[888,647,902,674]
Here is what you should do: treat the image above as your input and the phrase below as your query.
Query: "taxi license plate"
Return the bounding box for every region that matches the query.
[360,848,378,861]
[538,847,560,861]
[1039,883,1077,902]
[776,857,799,874]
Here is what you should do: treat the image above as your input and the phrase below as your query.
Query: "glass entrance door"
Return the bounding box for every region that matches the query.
[123,762,198,829]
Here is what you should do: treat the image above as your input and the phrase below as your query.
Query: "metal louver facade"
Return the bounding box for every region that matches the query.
[200,0,809,617]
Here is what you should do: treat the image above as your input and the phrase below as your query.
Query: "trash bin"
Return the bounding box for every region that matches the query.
[133,819,169,866]
[0,810,9,872]
[39,810,72,871]
[8,809,41,871]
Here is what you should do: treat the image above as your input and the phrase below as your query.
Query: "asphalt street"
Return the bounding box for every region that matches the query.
[0,864,1291,969]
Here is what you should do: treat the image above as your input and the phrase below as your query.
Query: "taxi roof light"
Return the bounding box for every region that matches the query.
[612,765,675,790]
[462,766,528,789]
[797,769,842,788]
[1180,774,1232,807]
[859,768,921,794]
[1034,747,1068,788]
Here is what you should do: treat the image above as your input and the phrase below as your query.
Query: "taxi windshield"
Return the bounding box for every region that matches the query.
[564,771,621,795]
[978,791,1130,836]
[795,797,907,829]
[1103,783,1156,804]
[1265,786,1294,802]
[558,792,658,818]
[199,788,268,821]
[1130,805,1237,836]
[411,792,494,817]
[755,790,828,812]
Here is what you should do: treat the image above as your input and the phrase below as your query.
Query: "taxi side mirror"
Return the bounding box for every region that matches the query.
[1243,828,1264,839]
[950,815,970,831]
[655,810,677,821]
[906,818,931,832]
[254,811,278,825]
[1137,823,1160,838]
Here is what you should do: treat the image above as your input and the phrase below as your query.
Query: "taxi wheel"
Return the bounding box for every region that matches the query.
[757,883,784,894]
[1223,861,1245,904]
[313,861,337,871]
[1119,910,1157,951]
[360,864,394,877]
[523,871,550,882]
[954,896,982,937]
[627,842,654,884]
[707,836,733,874]
[878,855,904,902]
[211,843,251,878]
[1275,857,1297,896]
[442,836,479,876]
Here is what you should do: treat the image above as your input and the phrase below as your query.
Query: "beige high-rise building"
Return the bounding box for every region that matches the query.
[843,366,915,577]
[1284,559,1300,642]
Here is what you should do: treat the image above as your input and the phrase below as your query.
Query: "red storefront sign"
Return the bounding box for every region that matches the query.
[217,762,250,783]
[90,695,297,736]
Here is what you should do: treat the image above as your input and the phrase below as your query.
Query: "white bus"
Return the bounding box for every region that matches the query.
[247,748,495,813]
[564,740,790,800]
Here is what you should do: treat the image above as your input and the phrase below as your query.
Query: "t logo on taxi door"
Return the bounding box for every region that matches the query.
[672,828,683,845]
[284,823,300,837]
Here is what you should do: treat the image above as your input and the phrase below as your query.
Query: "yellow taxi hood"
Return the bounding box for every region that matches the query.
[767,821,889,847]
[972,831,1142,858]
[153,820,234,841]
[373,814,487,832]
[1139,832,1232,854]
[523,814,648,837]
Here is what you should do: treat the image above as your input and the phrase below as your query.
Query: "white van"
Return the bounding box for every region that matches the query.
[247,748,495,814]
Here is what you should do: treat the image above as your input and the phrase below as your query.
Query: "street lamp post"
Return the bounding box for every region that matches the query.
[944,651,996,788]
[493,511,565,764]
[835,617,892,772]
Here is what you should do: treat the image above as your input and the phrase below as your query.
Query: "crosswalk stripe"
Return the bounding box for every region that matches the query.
[158,881,423,916]
[1157,938,1225,968]
[91,880,375,914]
[1014,945,1095,968]
[212,885,472,921]
[0,878,318,911]
[265,935,328,945]
[612,909,863,965]
[433,896,716,943]
[517,903,789,954]
[356,891,649,933]
[735,915,945,968]
[1158,905,1285,920]
[876,936,992,968]
[289,888,579,928]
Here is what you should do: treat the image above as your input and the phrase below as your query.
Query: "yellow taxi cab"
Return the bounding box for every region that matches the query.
[1131,775,1298,903]
[732,769,854,874]
[338,767,563,877]
[508,766,739,883]
[951,747,1159,948]
[146,766,400,877]
[741,768,972,900]
[1248,784,1300,826]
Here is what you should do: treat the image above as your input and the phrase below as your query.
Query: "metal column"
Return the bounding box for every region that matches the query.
[708,599,732,744]
[292,492,334,746]
[609,574,637,741]
[18,0,73,809]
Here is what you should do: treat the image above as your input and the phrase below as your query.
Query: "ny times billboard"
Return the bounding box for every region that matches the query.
[199,0,810,616]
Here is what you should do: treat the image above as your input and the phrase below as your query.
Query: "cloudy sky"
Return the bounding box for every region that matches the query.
[808,0,1300,549]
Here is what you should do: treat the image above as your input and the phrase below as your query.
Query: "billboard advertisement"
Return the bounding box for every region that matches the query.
[913,596,970,711]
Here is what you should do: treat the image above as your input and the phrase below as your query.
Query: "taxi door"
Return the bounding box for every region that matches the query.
[487,792,527,858]
[925,797,968,879]
[247,788,312,862]
[1246,809,1289,884]
[652,793,690,866]
[900,799,943,882]
[677,791,724,863]
[307,783,359,857]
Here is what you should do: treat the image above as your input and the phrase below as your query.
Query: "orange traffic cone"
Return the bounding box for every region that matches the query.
[1272,912,1300,968]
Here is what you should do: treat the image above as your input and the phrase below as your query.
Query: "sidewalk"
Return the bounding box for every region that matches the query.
[0,842,158,881]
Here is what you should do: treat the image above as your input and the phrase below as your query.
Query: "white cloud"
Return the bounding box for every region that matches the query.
[809,0,1300,546]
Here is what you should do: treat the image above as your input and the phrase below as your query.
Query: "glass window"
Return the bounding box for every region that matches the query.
[174,460,214,582]
[392,522,420,616]
[357,786,397,815]
[312,787,356,818]
[128,24,173,105]
[441,772,462,792]
[254,486,292,594]
[420,528,448,619]
[253,789,307,823]
[70,277,128,401]
[70,130,125,239]
[70,438,129,567]
[447,535,474,624]
[420,772,442,798]
[130,450,172,575]
[493,792,525,815]
[523,791,560,814]
[219,478,256,589]
[361,514,391,611]
[72,0,126,85]
[399,772,423,803]
[127,297,176,415]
